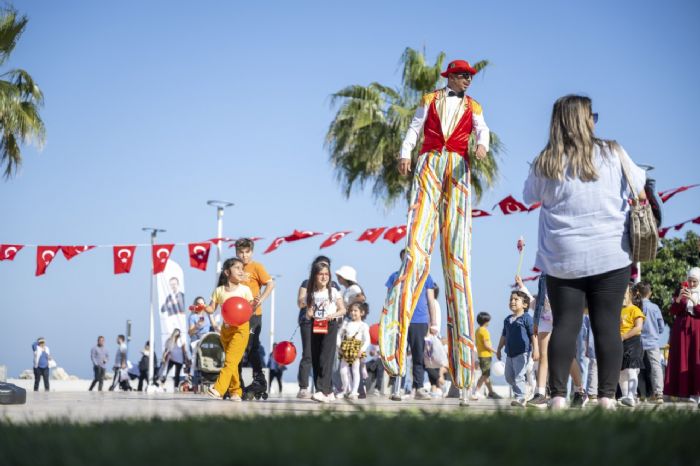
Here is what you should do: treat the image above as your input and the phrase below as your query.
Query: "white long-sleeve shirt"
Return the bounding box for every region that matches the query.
[337,320,371,353]
[522,143,646,279]
[400,87,490,159]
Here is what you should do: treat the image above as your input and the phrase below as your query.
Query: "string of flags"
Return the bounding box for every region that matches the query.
[1,184,697,277]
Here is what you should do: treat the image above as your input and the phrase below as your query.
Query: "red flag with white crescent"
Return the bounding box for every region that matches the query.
[528,202,542,212]
[188,242,211,271]
[61,245,95,260]
[383,226,407,244]
[693,216,700,225]
[0,244,23,261]
[113,246,136,274]
[208,237,233,245]
[320,231,351,249]
[658,227,670,239]
[357,227,387,243]
[472,209,491,218]
[284,230,323,242]
[494,195,528,215]
[658,184,700,203]
[36,246,60,276]
[152,244,175,274]
[264,237,285,254]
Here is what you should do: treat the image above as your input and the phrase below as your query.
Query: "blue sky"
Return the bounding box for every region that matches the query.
[2,0,699,379]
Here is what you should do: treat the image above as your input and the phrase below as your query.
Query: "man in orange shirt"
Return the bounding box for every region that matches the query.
[235,238,275,397]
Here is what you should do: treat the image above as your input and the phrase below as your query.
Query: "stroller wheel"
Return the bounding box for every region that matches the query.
[261,392,269,400]
[254,393,261,400]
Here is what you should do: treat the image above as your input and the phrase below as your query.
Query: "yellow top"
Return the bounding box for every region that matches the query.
[211,284,253,307]
[620,304,645,336]
[476,326,493,358]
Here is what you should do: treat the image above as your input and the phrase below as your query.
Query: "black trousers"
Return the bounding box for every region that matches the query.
[365,358,384,392]
[167,361,182,389]
[239,315,264,384]
[89,365,105,391]
[310,319,340,395]
[547,265,630,398]
[33,367,49,391]
[407,323,428,389]
[298,312,313,389]
[269,369,283,393]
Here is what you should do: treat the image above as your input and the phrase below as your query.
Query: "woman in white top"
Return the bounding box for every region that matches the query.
[306,261,346,402]
[162,328,189,390]
[523,95,646,410]
[335,265,366,307]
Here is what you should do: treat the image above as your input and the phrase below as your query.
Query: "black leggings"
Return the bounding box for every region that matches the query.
[297,312,313,389]
[239,315,264,384]
[310,320,340,395]
[546,265,629,398]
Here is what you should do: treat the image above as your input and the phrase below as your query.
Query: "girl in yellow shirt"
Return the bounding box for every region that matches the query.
[619,285,645,408]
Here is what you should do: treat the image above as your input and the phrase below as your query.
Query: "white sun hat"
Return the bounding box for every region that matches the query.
[335,265,358,283]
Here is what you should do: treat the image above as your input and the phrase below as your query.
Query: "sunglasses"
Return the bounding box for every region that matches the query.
[456,73,473,81]
[592,112,599,123]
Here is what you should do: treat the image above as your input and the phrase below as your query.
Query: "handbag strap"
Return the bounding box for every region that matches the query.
[616,148,639,202]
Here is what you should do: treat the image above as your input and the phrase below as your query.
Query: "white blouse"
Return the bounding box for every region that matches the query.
[523,143,646,279]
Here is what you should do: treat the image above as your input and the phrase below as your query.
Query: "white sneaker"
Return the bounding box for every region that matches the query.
[311,392,329,403]
[206,386,222,399]
[414,388,432,400]
[549,396,567,410]
[620,396,636,408]
[598,397,617,410]
[229,393,242,402]
[346,393,359,400]
[327,392,336,402]
[297,388,311,399]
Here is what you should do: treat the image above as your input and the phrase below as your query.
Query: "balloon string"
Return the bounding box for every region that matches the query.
[288,325,299,341]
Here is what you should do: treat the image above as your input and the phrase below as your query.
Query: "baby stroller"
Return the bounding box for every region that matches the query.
[195,332,226,391]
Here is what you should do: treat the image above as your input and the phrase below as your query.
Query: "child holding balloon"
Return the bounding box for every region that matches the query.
[204,257,254,401]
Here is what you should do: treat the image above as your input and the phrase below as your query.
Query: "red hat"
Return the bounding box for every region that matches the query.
[441,59,477,77]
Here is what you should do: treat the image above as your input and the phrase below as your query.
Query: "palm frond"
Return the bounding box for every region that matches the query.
[0,10,27,67]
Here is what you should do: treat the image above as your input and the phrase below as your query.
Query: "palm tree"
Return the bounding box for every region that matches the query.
[0,9,45,179]
[326,48,502,206]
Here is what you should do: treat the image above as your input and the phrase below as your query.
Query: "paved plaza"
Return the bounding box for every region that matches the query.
[2,389,695,424]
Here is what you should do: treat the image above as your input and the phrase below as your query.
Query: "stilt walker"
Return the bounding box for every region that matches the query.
[379,59,491,405]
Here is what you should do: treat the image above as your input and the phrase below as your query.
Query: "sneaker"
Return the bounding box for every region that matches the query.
[297,388,311,399]
[414,388,432,400]
[487,392,502,400]
[549,396,567,410]
[652,394,664,404]
[620,396,636,408]
[327,392,336,402]
[527,393,548,409]
[206,386,222,399]
[229,393,242,402]
[311,392,329,403]
[588,394,598,402]
[346,393,359,400]
[470,393,481,401]
[510,399,526,408]
[598,397,617,410]
[390,393,403,401]
[571,392,588,409]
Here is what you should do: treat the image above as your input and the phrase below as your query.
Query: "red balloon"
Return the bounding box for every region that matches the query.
[369,323,379,345]
[222,296,253,326]
[273,341,297,366]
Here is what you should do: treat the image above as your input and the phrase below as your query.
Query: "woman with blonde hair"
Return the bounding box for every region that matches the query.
[523,95,646,409]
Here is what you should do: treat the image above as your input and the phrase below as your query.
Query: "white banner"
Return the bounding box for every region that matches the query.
[156,259,188,353]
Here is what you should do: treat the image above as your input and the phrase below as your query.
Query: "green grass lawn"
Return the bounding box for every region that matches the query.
[0,409,696,466]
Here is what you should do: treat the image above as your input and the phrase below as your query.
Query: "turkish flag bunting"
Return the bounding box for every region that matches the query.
[208,237,233,245]
[494,195,528,215]
[472,209,491,217]
[532,267,541,273]
[264,237,285,254]
[659,184,700,203]
[284,230,323,242]
[188,242,211,271]
[113,246,136,274]
[61,245,95,260]
[0,244,23,261]
[693,216,700,225]
[528,202,542,212]
[320,231,352,249]
[357,227,387,243]
[152,244,175,274]
[384,225,407,244]
[36,246,60,276]
[674,222,687,231]
[658,227,670,238]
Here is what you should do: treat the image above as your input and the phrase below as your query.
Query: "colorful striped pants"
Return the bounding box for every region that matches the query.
[379,149,476,389]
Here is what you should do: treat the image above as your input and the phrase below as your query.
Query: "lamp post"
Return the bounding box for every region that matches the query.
[142,227,166,391]
[207,200,234,275]
[269,275,281,354]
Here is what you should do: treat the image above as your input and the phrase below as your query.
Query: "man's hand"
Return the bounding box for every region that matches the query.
[252,296,262,308]
[398,158,411,176]
[496,349,502,361]
[475,145,487,161]
[429,325,439,336]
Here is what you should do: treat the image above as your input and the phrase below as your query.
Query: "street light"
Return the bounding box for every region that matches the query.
[142,227,166,391]
[269,274,281,354]
[207,200,234,274]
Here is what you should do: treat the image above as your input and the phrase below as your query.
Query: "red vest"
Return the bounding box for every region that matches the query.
[419,94,474,158]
